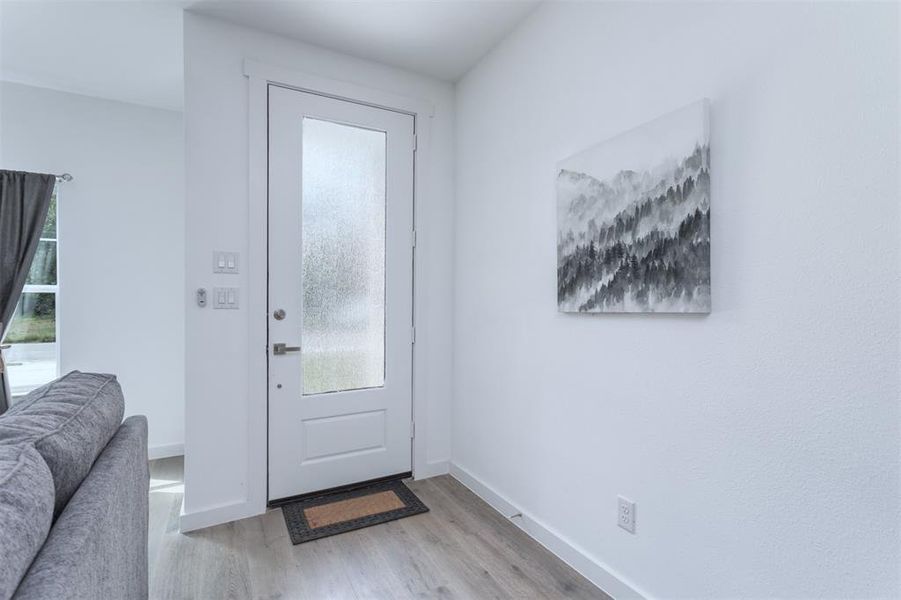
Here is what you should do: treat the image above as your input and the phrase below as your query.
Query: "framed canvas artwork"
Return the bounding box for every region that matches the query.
[556,100,711,313]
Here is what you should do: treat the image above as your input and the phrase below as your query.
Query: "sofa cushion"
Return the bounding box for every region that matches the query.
[11,416,148,600]
[0,444,54,600]
[0,372,124,517]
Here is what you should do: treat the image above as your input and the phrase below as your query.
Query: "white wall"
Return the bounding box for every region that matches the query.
[453,3,899,598]
[0,82,186,455]
[183,13,454,523]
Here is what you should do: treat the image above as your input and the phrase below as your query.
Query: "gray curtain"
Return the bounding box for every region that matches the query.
[0,171,55,413]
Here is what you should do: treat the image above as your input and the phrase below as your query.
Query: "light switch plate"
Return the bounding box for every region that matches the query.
[212,287,239,309]
[213,251,239,274]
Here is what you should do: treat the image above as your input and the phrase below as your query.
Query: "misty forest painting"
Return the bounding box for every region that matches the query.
[557,100,711,313]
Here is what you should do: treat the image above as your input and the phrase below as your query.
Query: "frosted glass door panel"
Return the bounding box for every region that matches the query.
[301,118,386,395]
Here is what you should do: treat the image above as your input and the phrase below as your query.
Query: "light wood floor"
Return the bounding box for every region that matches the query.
[149,457,609,600]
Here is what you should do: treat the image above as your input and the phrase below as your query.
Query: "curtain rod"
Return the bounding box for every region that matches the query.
[55,173,73,183]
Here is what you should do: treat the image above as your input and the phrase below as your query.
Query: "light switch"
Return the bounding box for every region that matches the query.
[213,251,239,274]
[213,287,239,309]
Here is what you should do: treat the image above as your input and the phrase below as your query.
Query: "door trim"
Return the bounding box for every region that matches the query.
[245,59,436,520]
[267,470,412,508]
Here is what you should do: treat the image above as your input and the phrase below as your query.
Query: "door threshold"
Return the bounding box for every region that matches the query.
[268,471,413,508]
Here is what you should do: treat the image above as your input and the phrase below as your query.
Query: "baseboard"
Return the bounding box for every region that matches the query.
[178,459,448,533]
[415,459,450,479]
[449,463,649,600]
[148,442,184,460]
[179,498,263,533]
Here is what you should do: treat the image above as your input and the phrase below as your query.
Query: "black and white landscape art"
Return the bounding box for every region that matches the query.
[557,100,711,313]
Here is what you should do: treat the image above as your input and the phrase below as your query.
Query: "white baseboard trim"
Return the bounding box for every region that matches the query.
[179,459,449,533]
[415,459,450,479]
[449,463,649,600]
[179,499,263,533]
[148,443,184,460]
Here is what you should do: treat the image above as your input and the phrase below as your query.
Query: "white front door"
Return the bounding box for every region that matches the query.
[267,85,414,501]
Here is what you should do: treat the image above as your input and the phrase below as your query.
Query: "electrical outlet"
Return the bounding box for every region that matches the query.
[618,496,636,533]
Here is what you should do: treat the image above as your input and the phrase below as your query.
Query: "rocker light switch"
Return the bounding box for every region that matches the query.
[213,251,239,274]
[212,287,239,309]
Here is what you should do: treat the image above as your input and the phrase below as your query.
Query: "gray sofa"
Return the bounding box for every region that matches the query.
[0,371,149,600]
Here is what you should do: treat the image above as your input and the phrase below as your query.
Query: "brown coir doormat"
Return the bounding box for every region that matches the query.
[281,479,429,544]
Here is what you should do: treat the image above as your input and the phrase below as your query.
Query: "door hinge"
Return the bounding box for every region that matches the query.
[411,326,416,345]
[410,421,415,439]
[413,134,418,152]
[411,229,417,248]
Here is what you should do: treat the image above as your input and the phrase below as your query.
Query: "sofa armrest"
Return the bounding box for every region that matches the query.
[13,416,149,600]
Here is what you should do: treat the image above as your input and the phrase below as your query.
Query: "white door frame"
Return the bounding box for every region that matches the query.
[244,59,434,515]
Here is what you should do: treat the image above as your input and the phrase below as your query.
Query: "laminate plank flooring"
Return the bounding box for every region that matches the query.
[149,457,610,600]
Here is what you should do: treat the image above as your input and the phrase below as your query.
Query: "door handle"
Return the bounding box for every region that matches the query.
[272,343,301,355]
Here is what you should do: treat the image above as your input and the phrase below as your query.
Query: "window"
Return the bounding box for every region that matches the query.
[2,190,58,396]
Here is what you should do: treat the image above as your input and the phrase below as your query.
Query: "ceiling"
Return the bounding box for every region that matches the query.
[186,1,539,82]
[0,1,185,110]
[0,0,539,111]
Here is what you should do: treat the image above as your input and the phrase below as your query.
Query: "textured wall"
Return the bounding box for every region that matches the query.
[453,3,900,597]
[0,82,185,454]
